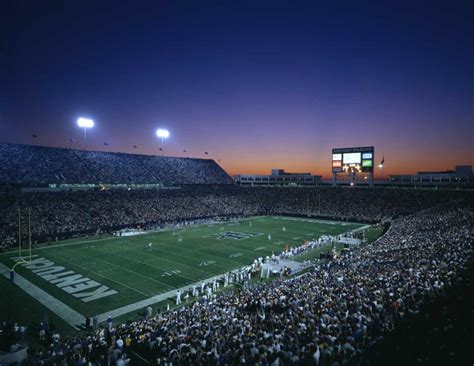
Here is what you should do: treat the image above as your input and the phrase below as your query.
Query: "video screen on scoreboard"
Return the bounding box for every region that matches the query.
[332,146,374,173]
[343,153,361,164]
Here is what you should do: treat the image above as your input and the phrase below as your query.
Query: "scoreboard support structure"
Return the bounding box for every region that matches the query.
[332,171,373,186]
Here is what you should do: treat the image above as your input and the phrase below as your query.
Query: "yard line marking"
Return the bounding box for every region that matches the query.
[95,245,216,278]
[115,238,245,269]
[91,247,200,284]
[73,254,176,291]
[139,238,259,266]
[53,256,150,297]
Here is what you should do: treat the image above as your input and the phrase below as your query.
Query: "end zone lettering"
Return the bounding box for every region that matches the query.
[11,255,117,303]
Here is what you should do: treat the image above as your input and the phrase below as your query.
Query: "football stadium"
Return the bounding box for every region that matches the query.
[0,143,473,365]
[1,1,473,365]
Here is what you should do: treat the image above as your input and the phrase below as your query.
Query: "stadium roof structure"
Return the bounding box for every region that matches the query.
[0,143,233,186]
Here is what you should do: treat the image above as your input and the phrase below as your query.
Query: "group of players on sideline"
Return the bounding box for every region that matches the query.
[1,202,471,365]
[1,186,469,250]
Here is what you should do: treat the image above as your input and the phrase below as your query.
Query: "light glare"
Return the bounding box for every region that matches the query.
[156,129,170,138]
[77,117,94,128]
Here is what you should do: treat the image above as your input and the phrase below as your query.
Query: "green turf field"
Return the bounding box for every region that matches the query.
[0,216,365,328]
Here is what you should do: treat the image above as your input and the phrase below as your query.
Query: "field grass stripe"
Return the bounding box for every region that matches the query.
[89,247,201,284]
[50,256,151,297]
[95,246,217,278]
[76,255,176,291]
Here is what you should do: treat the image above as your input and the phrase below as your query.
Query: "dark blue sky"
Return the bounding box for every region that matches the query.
[1,0,472,175]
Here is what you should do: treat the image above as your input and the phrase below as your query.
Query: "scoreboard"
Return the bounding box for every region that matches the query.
[332,146,374,173]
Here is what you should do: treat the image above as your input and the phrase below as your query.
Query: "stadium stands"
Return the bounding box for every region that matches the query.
[22,204,473,365]
[0,185,470,249]
[1,143,473,365]
[0,143,232,185]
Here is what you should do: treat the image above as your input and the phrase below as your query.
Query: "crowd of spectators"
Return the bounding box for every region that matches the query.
[253,186,465,221]
[24,203,472,365]
[0,143,232,185]
[1,146,472,364]
[1,186,469,249]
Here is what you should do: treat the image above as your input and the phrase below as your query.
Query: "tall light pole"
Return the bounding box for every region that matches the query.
[378,164,384,181]
[156,129,170,156]
[77,118,94,149]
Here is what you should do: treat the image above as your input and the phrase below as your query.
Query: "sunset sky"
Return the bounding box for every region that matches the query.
[0,0,472,177]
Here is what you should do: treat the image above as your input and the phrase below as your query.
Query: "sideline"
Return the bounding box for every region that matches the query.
[0,263,84,329]
[0,237,117,255]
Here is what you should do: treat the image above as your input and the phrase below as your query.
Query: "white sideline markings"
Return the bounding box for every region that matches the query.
[0,237,117,255]
[0,263,84,329]
[352,225,371,232]
[94,271,230,323]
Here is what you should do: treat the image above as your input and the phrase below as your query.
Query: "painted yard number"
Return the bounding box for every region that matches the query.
[217,231,263,240]
[161,270,182,277]
[199,260,216,267]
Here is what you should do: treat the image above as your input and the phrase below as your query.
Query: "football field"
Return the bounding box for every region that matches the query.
[0,216,365,328]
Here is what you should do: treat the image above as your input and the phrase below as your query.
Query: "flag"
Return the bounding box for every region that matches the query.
[381,156,384,165]
[32,134,37,138]
[69,138,75,143]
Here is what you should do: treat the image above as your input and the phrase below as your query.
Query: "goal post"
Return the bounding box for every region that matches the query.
[10,208,33,280]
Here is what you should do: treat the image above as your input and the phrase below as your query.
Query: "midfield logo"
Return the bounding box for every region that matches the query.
[217,231,263,240]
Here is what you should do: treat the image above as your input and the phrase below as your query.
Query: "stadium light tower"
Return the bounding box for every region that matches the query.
[156,128,170,156]
[378,163,384,181]
[77,117,95,149]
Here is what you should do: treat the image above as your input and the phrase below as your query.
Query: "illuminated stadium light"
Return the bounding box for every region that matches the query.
[156,129,170,139]
[378,164,383,169]
[77,117,95,128]
[77,117,95,149]
[156,128,170,156]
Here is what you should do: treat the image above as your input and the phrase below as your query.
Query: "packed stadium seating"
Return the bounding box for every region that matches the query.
[18,203,472,365]
[1,144,473,365]
[0,186,470,249]
[0,143,232,185]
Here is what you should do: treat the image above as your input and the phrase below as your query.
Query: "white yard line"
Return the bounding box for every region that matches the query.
[92,246,212,281]
[94,271,234,323]
[64,258,157,296]
[351,225,372,232]
[84,256,176,291]
[0,263,84,329]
